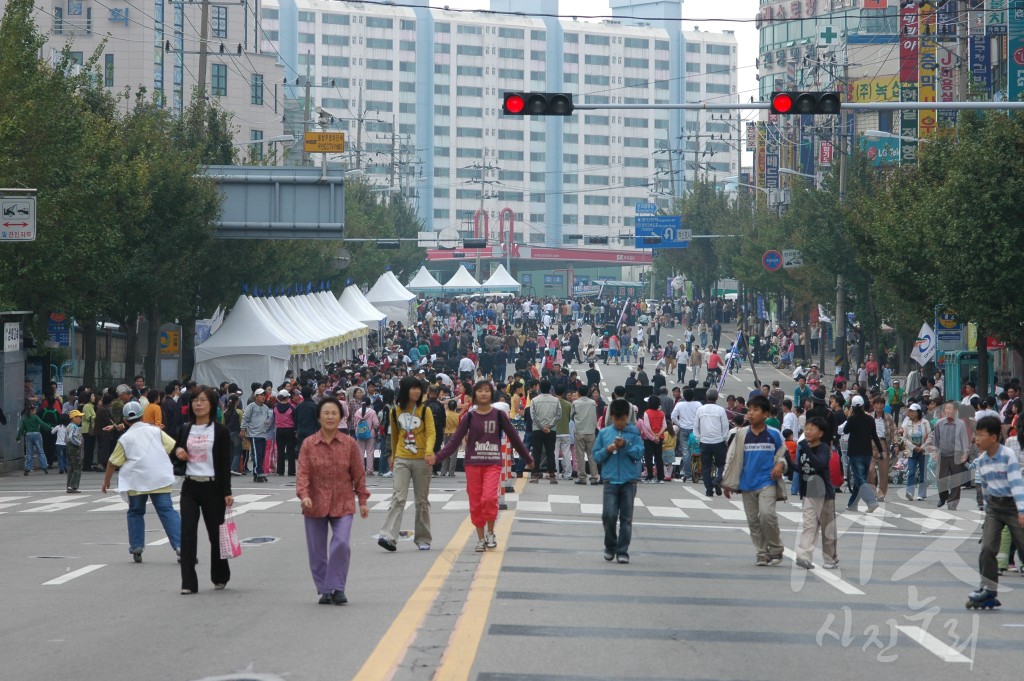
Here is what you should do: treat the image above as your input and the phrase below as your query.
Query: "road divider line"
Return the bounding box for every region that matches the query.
[351,515,475,681]
[433,477,526,680]
[895,625,973,663]
[43,564,107,585]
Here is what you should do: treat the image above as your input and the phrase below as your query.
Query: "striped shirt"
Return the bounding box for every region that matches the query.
[976,445,1024,514]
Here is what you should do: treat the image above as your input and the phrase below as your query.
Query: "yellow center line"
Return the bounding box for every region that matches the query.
[433,476,527,680]
[352,514,475,681]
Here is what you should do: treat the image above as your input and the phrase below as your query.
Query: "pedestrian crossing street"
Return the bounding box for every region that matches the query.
[0,483,987,533]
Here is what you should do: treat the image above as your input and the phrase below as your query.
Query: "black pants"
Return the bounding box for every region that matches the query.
[179,478,230,592]
[276,427,297,476]
[643,439,664,481]
[41,429,57,466]
[700,441,727,493]
[531,429,557,476]
[980,496,1024,591]
[82,433,96,470]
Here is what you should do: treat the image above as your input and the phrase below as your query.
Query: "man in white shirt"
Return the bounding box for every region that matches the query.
[693,388,730,497]
[458,356,476,382]
[676,347,689,383]
[671,387,701,480]
[781,398,800,437]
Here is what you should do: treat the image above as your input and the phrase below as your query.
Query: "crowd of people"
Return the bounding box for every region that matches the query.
[11,293,1024,608]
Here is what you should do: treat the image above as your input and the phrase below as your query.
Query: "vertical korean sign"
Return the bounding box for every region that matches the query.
[1009,0,1024,101]
[900,6,920,164]
[987,0,1008,37]
[919,3,938,136]
[756,122,767,190]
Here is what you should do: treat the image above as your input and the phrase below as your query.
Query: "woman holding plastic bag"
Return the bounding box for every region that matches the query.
[174,386,234,595]
[297,396,370,605]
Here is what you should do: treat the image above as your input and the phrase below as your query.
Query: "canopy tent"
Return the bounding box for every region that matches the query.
[194,295,292,396]
[406,266,444,295]
[442,265,482,294]
[365,270,416,323]
[480,264,521,293]
[337,286,387,326]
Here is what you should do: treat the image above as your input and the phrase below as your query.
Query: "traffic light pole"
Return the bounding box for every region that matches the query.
[569,102,1024,111]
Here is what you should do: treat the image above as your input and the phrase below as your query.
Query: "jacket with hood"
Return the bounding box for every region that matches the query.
[275,401,296,430]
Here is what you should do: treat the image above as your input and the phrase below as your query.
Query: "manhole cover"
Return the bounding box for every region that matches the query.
[240,536,279,546]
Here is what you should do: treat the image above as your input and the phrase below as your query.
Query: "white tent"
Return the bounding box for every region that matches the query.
[480,264,521,293]
[406,266,444,295]
[443,265,482,293]
[194,295,293,395]
[310,291,370,360]
[365,270,416,323]
[337,286,386,326]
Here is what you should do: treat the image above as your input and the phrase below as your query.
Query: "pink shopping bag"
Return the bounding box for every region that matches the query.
[219,509,242,559]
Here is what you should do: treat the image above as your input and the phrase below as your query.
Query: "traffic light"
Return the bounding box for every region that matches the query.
[502,92,574,116]
[376,239,400,250]
[769,91,841,115]
[463,238,487,248]
[640,236,662,246]
[587,236,609,245]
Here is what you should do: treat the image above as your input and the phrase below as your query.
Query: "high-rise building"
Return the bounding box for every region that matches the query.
[263,0,737,247]
[3,0,285,153]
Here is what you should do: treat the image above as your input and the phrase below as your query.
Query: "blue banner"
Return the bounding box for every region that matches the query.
[757,296,766,321]
[1009,1,1024,101]
[970,36,993,95]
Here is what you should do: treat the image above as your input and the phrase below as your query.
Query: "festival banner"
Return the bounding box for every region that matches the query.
[900,6,920,164]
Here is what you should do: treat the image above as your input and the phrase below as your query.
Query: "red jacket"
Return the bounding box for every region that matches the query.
[296,431,370,518]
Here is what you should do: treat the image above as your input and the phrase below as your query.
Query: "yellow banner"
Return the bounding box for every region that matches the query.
[850,77,900,103]
[919,5,937,135]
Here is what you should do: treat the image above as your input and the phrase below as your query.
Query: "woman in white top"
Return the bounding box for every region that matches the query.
[174,386,234,595]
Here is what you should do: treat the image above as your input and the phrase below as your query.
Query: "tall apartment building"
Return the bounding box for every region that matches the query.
[5,0,284,149]
[263,0,737,247]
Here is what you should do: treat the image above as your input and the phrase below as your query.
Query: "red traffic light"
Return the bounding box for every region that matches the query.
[770,92,793,114]
[503,94,525,115]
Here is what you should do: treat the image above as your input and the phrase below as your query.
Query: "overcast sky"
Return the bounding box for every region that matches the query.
[443,0,760,101]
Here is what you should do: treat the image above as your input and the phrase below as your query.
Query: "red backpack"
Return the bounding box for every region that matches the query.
[829,448,845,489]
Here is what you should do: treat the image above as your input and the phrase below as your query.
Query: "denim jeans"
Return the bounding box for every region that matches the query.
[127,492,181,554]
[700,441,727,493]
[847,455,877,510]
[377,436,391,475]
[905,452,927,499]
[23,432,47,471]
[675,429,692,478]
[602,481,636,557]
[56,444,67,472]
[229,432,243,472]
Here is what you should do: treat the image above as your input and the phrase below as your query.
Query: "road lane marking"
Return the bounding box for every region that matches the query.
[351,515,475,681]
[895,625,973,663]
[43,564,107,585]
[434,478,526,679]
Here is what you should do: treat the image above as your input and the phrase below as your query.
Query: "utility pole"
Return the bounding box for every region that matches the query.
[196,0,210,96]
[302,73,311,166]
[389,114,397,193]
[834,60,850,380]
[355,86,364,170]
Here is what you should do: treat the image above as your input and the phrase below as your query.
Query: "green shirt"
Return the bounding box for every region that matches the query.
[17,414,46,439]
[556,398,572,435]
[766,417,781,430]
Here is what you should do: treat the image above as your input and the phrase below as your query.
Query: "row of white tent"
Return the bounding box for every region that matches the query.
[406,264,520,295]
[194,271,418,393]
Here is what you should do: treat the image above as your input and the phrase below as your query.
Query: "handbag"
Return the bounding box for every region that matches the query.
[219,509,242,560]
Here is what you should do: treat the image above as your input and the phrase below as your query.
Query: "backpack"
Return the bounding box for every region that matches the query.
[829,448,845,488]
[40,403,60,427]
[355,410,373,440]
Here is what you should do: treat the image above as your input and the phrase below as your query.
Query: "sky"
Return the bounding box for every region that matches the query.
[443,0,760,102]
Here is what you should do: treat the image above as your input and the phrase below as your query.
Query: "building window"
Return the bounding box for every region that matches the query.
[584,155,609,165]
[211,63,227,96]
[499,47,524,59]
[366,38,393,50]
[212,6,227,39]
[400,40,416,52]
[656,40,670,51]
[399,81,415,92]
[250,73,263,105]
[400,19,416,30]
[297,11,315,22]
[457,66,484,77]
[457,44,483,57]
[531,30,546,41]
[584,134,610,145]
[321,13,349,25]
[686,62,700,72]
[584,54,609,66]
[436,22,450,33]
[366,80,392,91]
[498,27,524,39]
[250,130,263,160]
[498,68,523,80]
[456,127,483,137]
[366,17,393,29]
[686,43,700,53]
[498,129,523,140]
[498,150,523,160]
[456,86,483,97]
[322,35,349,46]
[584,75,610,86]
[563,73,578,84]
[530,50,545,61]
[366,59,393,70]
[584,34,610,46]
[624,57,648,69]
[263,8,278,20]
[707,44,731,55]
[457,24,482,35]
[457,106,483,117]
[624,38,649,49]
[584,196,609,206]
[104,53,114,87]
[321,56,349,67]
[298,32,315,44]
[564,53,578,63]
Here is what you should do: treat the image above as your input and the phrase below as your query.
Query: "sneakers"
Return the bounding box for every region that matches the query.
[528,477,540,484]
[603,551,614,562]
[795,558,814,570]
[769,555,783,566]
[905,493,914,501]
[475,539,487,552]
[66,487,80,494]
[823,560,839,570]
[616,554,629,564]
[755,557,769,567]
[131,550,143,564]
[214,583,226,590]
[549,477,558,485]
[377,537,397,552]
[916,496,925,501]
[417,543,431,551]
[485,532,497,550]
[382,471,394,478]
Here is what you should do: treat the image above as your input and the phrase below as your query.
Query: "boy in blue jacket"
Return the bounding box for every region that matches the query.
[594,399,645,564]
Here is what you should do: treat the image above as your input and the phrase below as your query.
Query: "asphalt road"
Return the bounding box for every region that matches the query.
[1,323,1015,681]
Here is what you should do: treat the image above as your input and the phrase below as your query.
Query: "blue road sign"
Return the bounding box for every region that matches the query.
[762,250,783,271]
[634,215,689,249]
[634,202,658,215]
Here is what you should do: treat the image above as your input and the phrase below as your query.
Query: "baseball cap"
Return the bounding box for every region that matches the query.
[851,395,865,408]
[908,403,922,412]
[69,410,84,419]
[122,401,143,421]
[253,388,266,396]
[278,389,290,399]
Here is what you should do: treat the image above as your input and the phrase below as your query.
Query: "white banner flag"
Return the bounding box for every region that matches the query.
[910,322,936,366]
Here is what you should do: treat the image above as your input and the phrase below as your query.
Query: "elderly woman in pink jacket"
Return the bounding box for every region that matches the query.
[297,397,370,606]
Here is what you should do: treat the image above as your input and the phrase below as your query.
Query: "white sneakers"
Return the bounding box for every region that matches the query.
[476,533,498,552]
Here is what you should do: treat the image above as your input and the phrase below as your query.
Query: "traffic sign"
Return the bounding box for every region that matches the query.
[782,249,803,268]
[1,196,36,241]
[303,132,346,153]
[762,250,783,271]
[634,215,689,249]
[634,202,658,215]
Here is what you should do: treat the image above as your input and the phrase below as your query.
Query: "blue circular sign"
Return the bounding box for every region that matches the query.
[763,250,783,271]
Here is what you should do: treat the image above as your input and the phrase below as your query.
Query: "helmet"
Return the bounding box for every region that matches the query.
[122,401,144,421]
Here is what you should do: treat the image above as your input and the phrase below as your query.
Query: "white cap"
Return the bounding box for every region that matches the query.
[254,388,266,396]
[278,389,291,398]
[851,395,865,408]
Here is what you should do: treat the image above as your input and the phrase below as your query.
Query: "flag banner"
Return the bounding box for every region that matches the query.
[911,322,936,366]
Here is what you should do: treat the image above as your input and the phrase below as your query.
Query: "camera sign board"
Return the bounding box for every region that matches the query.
[1,196,36,241]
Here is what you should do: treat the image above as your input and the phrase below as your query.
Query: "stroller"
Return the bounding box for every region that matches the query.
[889,452,908,487]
